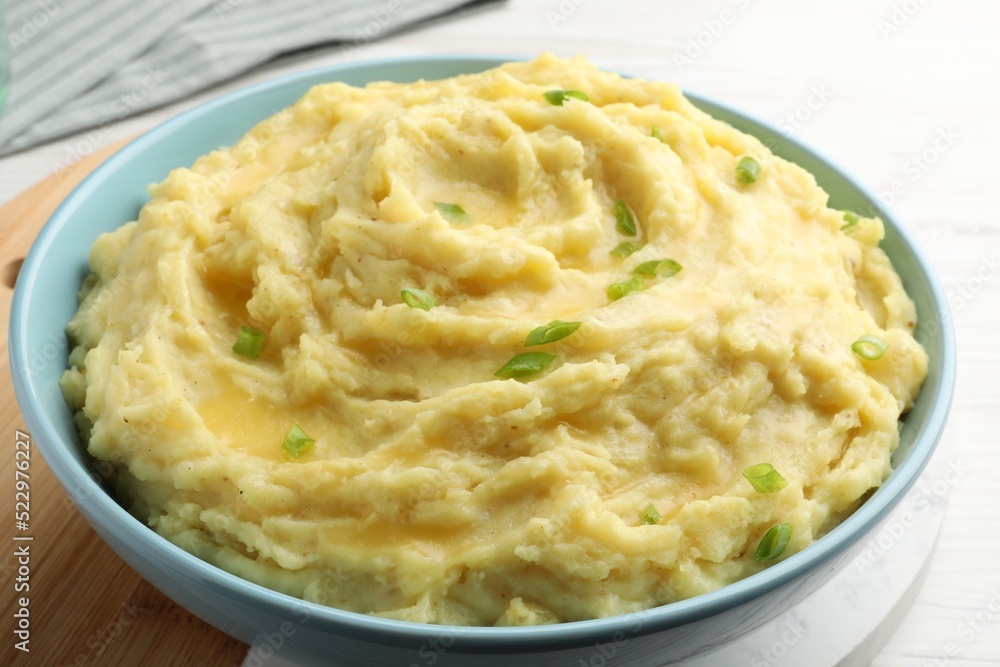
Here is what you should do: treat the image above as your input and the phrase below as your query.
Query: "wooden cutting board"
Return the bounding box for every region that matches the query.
[0,142,250,666]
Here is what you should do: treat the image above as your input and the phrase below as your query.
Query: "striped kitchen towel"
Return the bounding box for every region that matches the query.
[0,0,502,156]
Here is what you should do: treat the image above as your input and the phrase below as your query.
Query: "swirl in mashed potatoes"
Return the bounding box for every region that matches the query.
[61,54,928,626]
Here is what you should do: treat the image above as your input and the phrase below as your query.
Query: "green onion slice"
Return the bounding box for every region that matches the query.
[641,504,661,525]
[495,352,556,379]
[283,425,315,459]
[651,125,662,141]
[840,211,861,231]
[434,201,469,224]
[742,463,788,494]
[232,326,265,359]
[633,259,682,279]
[852,335,888,360]
[607,275,645,302]
[401,288,435,311]
[614,200,637,236]
[525,320,582,347]
[543,89,589,106]
[736,156,761,184]
[611,242,642,258]
[754,523,792,562]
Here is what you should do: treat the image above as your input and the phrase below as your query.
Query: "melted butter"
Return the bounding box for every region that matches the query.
[197,384,327,461]
[202,274,254,328]
[366,442,430,470]
[324,519,470,557]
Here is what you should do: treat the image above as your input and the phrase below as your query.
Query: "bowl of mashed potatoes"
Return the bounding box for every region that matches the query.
[10,55,955,665]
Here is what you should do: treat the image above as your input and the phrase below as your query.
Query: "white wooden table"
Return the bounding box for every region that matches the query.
[1,1,996,664]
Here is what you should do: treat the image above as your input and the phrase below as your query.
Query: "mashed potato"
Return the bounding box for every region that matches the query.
[61,54,928,625]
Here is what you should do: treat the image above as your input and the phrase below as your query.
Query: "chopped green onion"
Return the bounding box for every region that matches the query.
[754,523,792,562]
[610,242,642,258]
[852,335,888,360]
[614,200,637,236]
[633,259,682,279]
[607,275,645,302]
[736,156,761,184]
[640,504,661,525]
[840,211,861,231]
[232,326,265,359]
[543,89,589,106]
[434,202,469,224]
[282,425,315,459]
[494,352,556,379]
[401,287,435,311]
[651,125,662,142]
[742,463,788,494]
[525,320,582,347]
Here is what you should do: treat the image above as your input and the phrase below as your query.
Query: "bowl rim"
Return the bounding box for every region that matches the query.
[9,53,957,649]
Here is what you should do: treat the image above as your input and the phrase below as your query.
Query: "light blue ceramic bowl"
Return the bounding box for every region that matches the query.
[9,56,956,666]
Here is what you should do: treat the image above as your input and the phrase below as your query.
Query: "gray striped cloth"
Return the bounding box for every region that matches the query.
[0,0,502,156]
